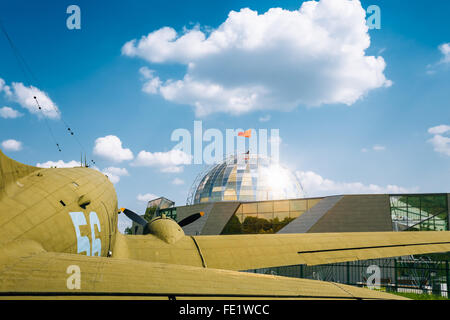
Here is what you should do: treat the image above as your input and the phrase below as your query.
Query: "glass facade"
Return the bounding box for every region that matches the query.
[221,198,322,234]
[159,207,177,220]
[193,154,304,204]
[390,194,449,231]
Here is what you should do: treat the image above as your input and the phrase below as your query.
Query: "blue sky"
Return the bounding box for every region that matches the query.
[0,0,449,232]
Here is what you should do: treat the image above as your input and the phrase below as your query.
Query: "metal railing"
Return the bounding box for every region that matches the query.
[247,257,450,298]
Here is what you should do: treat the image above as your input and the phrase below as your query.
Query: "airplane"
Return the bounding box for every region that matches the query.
[1,148,450,300]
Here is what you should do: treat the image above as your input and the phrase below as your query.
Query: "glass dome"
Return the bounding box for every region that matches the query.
[192,154,304,204]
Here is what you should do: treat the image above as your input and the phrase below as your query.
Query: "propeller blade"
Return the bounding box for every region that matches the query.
[120,208,147,226]
[178,211,205,227]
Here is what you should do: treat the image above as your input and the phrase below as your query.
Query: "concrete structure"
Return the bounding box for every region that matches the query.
[156,193,449,235]
[165,153,449,236]
[280,195,392,233]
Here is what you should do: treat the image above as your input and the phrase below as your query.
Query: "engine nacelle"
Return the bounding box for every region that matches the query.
[144,215,185,244]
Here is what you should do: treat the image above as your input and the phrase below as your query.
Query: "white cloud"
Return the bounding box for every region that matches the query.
[103,166,129,176]
[139,67,162,94]
[36,160,129,183]
[36,160,81,168]
[361,145,385,152]
[0,78,11,96]
[93,135,134,163]
[102,166,129,184]
[426,43,450,74]
[1,139,22,151]
[372,145,386,151]
[137,193,159,202]
[439,43,450,64]
[1,78,59,117]
[123,0,391,116]
[428,135,450,156]
[7,82,60,119]
[161,166,184,173]
[296,170,417,197]
[0,106,23,119]
[0,79,8,95]
[172,177,185,185]
[428,125,450,157]
[428,125,450,135]
[259,115,271,122]
[122,26,217,64]
[132,148,192,173]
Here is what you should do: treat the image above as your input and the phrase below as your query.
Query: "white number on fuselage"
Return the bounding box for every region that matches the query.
[69,211,102,256]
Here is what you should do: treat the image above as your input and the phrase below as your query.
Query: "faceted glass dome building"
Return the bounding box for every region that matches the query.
[191,154,304,204]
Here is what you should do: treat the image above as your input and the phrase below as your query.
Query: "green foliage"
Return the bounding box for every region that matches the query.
[364,287,448,300]
[221,214,242,234]
[398,195,447,217]
[144,205,157,222]
[221,214,295,234]
[390,291,449,300]
[273,217,295,233]
[124,226,133,235]
[393,194,448,231]
[242,216,273,234]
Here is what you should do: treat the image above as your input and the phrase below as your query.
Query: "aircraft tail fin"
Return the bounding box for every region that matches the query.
[0,149,38,192]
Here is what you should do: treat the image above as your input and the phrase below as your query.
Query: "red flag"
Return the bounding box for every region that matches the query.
[238,129,251,138]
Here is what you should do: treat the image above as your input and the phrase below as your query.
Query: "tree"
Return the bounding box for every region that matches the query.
[221,214,243,234]
[144,205,157,222]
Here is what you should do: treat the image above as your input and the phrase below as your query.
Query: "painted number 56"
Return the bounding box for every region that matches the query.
[69,211,102,256]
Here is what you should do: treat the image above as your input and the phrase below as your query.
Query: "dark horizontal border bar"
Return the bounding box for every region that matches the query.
[0,291,394,300]
[298,241,450,255]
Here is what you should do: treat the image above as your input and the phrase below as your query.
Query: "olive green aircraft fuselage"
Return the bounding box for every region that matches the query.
[0,154,118,258]
[2,149,450,300]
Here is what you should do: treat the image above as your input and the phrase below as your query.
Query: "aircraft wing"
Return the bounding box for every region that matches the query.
[0,239,403,300]
[116,231,450,271]
[194,231,450,270]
